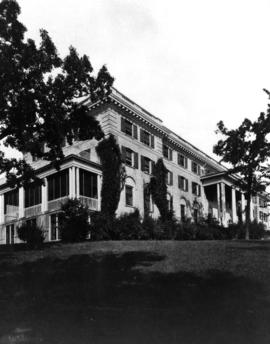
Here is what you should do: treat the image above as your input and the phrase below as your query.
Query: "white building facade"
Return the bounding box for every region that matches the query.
[0,88,269,244]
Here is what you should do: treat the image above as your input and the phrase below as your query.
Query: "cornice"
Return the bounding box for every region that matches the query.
[88,88,226,173]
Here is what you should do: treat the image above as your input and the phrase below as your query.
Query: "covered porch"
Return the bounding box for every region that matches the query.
[201,172,246,227]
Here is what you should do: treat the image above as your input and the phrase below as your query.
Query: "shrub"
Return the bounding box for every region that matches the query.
[17,222,44,249]
[59,198,90,242]
[227,220,266,240]
[115,209,143,240]
[90,212,117,240]
[140,216,156,240]
[175,218,197,240]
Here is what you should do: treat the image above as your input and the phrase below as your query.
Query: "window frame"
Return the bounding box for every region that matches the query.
[125,185,133,207]
[178,154,187,168]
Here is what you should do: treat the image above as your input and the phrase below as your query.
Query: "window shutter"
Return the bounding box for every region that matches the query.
[121,146,126,162]
[121,117,125,132]
[178,176,181,188]
[169,172,173,185]
[134,152,138,169]
[151,160,155,174]
[169,149,173,161]
[140,128,143,143]
[141,156,145,171]
[133,125,138,139]
[150,135,155,148]
[186,180,189,192]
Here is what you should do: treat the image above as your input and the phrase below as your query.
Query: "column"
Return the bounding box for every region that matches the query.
[18,187,24,218]
[75,167,80,198]
[231,187,237,223]
[220,182,226,226]
[250,198,254,222]
[0,194,5,225]
[69,166,76,198]
[241,192,246,222]
[217,183,221,224]
[41,178,48,212]
[97,175,102,211]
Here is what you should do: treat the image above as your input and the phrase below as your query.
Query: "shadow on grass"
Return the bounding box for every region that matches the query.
[0,251,269,344]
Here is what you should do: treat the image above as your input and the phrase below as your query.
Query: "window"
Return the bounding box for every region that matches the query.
[163,144,173,160]
[259,198,266,208]
[178,154,187,168]
[167,194,173,211]
[178,176,188,192]
[259,211,264,221]
[191,161,201,175]
[192,182,201,197]
[4,190,18,214]
[144,187,152,214]
[48,170,69,201]
[125,185,133,206]
[79,170,98,198]
[25,184,41,208]
[141,156,154,174]
[121,117,138,139]
[166,171,173,185]
[122,146,138,168]
[140,129,155,148]
[50,213,62,241]
[180,204,186,221]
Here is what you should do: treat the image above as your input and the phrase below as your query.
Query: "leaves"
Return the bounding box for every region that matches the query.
[0,0,114,187]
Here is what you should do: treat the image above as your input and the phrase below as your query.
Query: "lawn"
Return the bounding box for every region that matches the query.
[0,240,269,344]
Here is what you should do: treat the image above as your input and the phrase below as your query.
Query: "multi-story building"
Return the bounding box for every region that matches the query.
[0,88,269,244]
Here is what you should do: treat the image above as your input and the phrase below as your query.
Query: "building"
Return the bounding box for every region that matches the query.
[0,88,269,244]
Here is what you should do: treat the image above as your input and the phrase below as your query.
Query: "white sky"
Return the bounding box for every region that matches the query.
[16,0,270,161]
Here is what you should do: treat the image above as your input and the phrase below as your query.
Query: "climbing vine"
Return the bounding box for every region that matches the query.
[96,134,125,218]
[149,158,172,221]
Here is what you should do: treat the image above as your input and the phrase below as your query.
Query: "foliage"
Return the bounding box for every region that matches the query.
[149,158,171,222]
[90,212,117,240]
[116,209,143,240]
[227,221,266,240]
[59,198,90,242]
[0,0,114,187]
[96,135,124,218]
[17,222,44,248]
[214,97,270,239]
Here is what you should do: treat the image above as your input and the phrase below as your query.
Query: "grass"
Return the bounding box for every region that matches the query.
[0,240,270,344]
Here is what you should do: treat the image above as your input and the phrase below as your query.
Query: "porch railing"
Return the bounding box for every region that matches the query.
[48,196,69,212]
[25,204,42,218]
[79,196,98,211]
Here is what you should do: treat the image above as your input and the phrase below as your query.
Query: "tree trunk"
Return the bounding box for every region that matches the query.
[245,192,251,240]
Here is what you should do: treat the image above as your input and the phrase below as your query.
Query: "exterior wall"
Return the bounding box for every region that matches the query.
[0,88,269,245]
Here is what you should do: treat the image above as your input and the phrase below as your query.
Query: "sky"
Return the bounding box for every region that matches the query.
[16,0,270,161]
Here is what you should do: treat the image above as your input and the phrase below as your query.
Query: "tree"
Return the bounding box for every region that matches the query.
[96,134,125,218]
[59,198,90,242]
[149,158,172,222]
[0,0,114,187]
[213,100,270,239]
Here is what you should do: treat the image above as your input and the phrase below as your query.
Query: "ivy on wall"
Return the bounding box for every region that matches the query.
[149,158,172,221]
[96,134,125,218]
